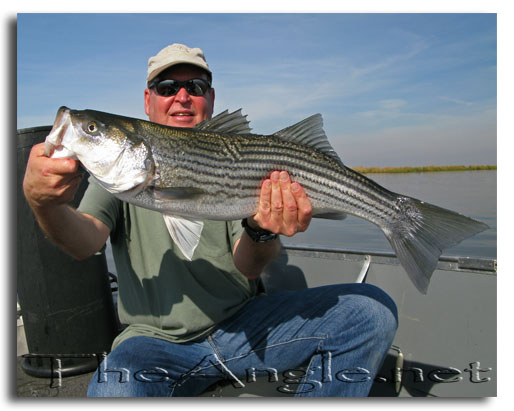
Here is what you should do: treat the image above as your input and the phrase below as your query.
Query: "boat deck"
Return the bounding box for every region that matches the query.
[16,356,93,397]
[16,245,497,398]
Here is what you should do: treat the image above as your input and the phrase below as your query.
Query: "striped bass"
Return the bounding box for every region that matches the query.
[44,106,488,294]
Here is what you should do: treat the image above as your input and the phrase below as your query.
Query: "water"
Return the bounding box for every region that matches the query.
[282,170,497,259]
[105,170,497,273]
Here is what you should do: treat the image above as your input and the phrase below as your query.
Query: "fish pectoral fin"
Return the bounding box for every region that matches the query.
[163,214,204,261]
[152,187,205,200]
[312,211,347,220]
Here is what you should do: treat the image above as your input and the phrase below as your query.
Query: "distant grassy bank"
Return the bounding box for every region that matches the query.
[352,165,497,174]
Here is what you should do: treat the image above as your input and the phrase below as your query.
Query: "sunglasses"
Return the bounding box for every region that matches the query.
[148,78,211,97]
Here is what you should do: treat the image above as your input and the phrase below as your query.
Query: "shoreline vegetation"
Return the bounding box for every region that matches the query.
[352,165,497,174]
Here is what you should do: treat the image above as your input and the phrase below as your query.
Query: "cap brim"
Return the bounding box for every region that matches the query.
[147,60,212,83]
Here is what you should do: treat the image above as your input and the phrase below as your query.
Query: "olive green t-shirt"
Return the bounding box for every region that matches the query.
[78,180,260,349]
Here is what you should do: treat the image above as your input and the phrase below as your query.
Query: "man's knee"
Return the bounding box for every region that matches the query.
[356,284,397,337]
[335,283,398,340]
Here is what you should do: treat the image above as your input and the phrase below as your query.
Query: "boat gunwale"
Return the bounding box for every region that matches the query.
[282,243,497,275]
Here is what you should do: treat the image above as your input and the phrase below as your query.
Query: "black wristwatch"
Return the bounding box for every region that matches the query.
[241,218,279,243]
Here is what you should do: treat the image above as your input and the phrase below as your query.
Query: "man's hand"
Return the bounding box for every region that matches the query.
[233,170,312,278]
[250,170,312,236]
[23,142,83,210]
[22,142,110,260]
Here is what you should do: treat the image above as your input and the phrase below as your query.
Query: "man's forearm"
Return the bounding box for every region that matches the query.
[233,233,282,279]
[31,204,109,261]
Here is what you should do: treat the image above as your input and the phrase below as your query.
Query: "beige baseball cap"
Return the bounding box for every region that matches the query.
[147,43,212,84]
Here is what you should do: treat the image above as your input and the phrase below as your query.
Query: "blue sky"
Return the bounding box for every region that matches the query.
[17,13,497,167]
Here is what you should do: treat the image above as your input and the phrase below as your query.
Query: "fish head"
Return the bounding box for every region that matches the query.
[45,106,154,193]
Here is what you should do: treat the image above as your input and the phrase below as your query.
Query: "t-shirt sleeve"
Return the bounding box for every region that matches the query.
[227,219,244,250]
[77,177,121,233]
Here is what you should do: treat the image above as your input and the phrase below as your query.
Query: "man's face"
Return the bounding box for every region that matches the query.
[144,65,215,128]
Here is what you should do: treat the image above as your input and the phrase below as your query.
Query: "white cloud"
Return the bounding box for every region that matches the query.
[439,96,474,106]
[378,99,407,110]
[212,38,431,133]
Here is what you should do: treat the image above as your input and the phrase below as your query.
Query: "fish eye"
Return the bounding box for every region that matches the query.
[86,121,98,133]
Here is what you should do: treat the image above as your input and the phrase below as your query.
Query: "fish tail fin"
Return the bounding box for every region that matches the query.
[384,197,489,294]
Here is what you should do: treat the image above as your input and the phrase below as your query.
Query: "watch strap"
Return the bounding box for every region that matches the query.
[241,218,279,243]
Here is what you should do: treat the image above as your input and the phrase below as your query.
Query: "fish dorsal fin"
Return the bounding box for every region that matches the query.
[273,114,343,166]
[195,109,252,134]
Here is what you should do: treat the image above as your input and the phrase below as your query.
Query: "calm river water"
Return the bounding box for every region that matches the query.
[106,170,497,272]
[282,170,497,259]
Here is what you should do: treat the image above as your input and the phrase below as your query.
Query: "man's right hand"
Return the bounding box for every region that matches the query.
[22,142,110,260]
[23,142,83,210]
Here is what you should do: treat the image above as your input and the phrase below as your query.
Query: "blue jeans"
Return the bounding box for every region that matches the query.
[87,283,397,397]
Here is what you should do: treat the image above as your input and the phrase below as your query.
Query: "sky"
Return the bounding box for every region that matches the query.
[17,13,496,167]
[4,8,509,404]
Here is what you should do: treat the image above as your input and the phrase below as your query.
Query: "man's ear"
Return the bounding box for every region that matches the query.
[144,88,151,116]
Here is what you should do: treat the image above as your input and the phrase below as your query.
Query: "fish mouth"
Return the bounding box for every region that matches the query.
[44,106,72,157]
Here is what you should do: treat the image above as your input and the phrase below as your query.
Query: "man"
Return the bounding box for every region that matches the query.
[23,43,397,397]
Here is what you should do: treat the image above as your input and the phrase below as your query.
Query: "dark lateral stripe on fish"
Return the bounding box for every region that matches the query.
[165,155,396,215]
[158,159,397,224]
[154,141,398,212]
[157,150,398,217]
[159,135,332,164]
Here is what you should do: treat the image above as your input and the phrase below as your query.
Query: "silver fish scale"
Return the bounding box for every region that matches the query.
[138,128,400,224]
